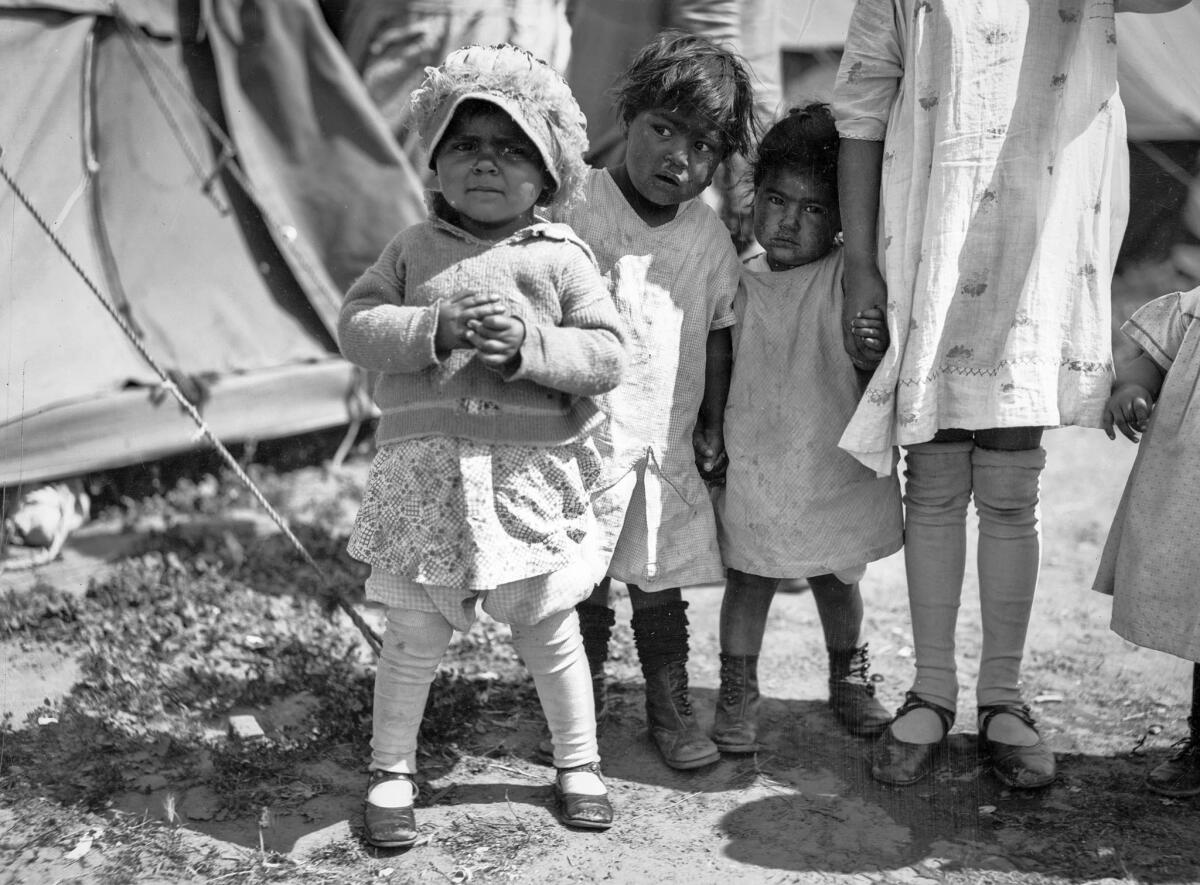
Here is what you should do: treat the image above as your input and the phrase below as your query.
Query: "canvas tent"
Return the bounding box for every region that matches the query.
[1115,5,1200,263]
[1116,5,1200,143]
[0,0,425,487]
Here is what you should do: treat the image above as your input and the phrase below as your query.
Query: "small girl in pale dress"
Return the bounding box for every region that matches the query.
[710,105,902,754]
[339,45,627,846]
[1095,286,1200,798]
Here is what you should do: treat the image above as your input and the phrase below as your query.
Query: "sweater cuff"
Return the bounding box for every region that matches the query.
[426,300,452,364]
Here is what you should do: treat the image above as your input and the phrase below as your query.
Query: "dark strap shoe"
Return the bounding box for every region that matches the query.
[872,691,955,786]
[363,770,418,848]
[554,761,614,830]
[978,704,1056,789]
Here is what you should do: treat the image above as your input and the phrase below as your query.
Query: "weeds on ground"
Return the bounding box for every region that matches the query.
[1,446,549,881]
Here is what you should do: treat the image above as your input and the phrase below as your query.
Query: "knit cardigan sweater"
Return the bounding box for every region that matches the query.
[338,215,627,447]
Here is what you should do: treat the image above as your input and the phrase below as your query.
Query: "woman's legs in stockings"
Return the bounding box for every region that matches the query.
[511,609,605,795]
[972,429,1045,746]
[895,438,972,743]
[370,607,454,806]
[896,428,1044,745]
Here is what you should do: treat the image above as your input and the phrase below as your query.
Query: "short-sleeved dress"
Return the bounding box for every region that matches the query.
[556,168,740,591]
[716,250,903,581]
[832,0,1127,475]
[1094,287,1200,662]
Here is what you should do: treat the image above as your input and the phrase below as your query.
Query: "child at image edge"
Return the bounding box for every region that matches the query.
[711,104,901,753]
[552,30,757,770]
[338,45,627,847]
[1094,285,1200,798]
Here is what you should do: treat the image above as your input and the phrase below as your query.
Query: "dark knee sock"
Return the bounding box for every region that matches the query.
[576,602,615,674]
[1190,663,1200,738]
[632,600,690,676]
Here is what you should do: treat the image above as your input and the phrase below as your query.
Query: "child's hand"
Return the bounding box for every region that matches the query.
[842,266,888,371]
[1102,383,1154,442]
[435,292,506,352]
[465,313,526,368]
[693,424,728,486]
[851,307,889,360]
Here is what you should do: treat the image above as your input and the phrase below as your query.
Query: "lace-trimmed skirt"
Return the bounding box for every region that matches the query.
[348,436,602,594]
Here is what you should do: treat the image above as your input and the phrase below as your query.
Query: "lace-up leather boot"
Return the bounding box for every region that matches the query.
[828,644,892,737]
[1146,717,1200,797]
[633,601,720,770]
[711,654,760,753]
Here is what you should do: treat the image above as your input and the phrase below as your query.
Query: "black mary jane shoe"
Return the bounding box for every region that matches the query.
[978,704,1056,789]
[871,691,956,786]
[363,769,419,849]
[553,761,613,831]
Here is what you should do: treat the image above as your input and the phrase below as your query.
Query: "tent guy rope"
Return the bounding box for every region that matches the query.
[0,149,383,656]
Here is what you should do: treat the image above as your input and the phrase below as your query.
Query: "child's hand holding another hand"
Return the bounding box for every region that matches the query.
[693,424,728,487]
[843,265,888,371]
[851,306,889,365]
[1103,383,1155,442]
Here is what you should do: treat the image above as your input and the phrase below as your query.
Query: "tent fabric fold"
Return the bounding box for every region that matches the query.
[0,0,424,486]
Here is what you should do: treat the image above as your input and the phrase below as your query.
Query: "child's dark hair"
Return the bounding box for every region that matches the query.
[752,103,839,194]
[613,30,756,158]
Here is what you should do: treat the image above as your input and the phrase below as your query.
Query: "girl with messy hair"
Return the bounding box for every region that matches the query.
[709,104,900,755]
[550,29,756,773]
[338,44,626,846]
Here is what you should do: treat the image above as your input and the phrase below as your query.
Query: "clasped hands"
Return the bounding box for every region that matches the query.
[842,265,890,371]
[1103,383,1154,443]
[435,291,525,368]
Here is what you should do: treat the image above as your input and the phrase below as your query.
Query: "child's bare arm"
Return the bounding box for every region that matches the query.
[694,326,733,484]
[1102,349,1166,442]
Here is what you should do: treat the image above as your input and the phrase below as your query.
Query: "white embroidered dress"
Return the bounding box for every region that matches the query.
[832,0,1128,475]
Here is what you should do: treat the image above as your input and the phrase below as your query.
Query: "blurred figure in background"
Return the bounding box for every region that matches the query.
[322,0,572,172]
[322,1,785,249]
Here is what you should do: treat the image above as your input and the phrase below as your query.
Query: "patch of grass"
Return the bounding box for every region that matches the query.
[0,521,540,816]
[1,447,566,881]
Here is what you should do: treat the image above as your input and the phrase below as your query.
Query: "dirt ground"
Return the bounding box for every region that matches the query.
[2,424,1199,884]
